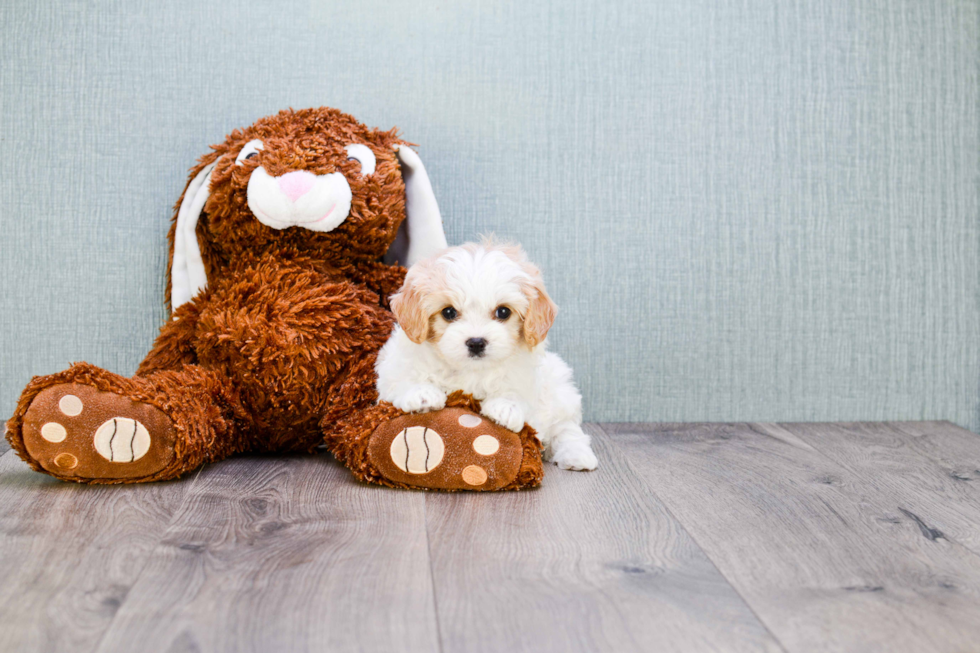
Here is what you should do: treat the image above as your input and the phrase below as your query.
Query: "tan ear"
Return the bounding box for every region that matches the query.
[522,270,558,348]
[389,278,431,344]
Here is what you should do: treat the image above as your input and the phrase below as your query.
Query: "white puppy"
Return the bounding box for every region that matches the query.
[376,240,598,471]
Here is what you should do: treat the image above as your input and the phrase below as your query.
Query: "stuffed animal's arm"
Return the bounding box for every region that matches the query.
[136,303,201,375]
[351,260,407,309]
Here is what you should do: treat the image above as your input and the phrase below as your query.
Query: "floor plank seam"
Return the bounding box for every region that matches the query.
[423,495,446,653]
[591,424,792,653]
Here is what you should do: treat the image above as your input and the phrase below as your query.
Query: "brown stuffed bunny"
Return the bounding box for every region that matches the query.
[6,107,542,491]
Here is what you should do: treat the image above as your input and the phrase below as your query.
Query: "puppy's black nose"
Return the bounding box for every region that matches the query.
[465,337,487,357]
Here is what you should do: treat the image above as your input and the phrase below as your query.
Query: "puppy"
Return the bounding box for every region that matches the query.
[376,240,598,471]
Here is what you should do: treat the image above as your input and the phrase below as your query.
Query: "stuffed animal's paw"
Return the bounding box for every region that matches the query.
[391,385,447,413]
[19,382,178,481]
[480,397,526,432]
[365,406,536,491]
[551,443,599,471]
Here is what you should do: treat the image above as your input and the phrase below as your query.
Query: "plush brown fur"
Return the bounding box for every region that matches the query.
[6,107,542,491]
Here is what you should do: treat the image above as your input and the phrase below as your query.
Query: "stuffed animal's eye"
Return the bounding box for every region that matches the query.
[494,306,512,321]
[235,139,264,166]
[441,306,458,321]
[345,144,376,176]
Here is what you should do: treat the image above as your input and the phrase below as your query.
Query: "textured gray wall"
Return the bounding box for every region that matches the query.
[1,0,978,430]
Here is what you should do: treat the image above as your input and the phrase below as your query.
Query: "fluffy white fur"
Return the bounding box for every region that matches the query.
[376,241,598,471]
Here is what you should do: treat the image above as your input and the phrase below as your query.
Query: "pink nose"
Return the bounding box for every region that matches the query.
[278,171,316,202]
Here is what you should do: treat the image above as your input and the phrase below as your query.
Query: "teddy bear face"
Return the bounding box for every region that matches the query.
[200,107,407,265]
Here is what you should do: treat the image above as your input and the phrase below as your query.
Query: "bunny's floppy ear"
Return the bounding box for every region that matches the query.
[384,145,448,267]
[170,161,218,311]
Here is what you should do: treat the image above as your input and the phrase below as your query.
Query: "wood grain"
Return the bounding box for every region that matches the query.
[424,426,783,653]
[781,421,980,555]
[603,422,980,653]
[5,421,980,653]
[0,449,190,653]
[92,454,440,653]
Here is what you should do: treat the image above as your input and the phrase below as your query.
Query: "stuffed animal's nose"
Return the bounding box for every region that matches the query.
[278,171,317,202]
[466,338,487,357]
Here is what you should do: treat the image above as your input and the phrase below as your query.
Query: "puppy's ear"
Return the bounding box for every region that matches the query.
[521,265,558,348]
[389,271,432,344]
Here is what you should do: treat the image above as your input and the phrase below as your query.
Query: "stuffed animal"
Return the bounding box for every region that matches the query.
[6,107,543,491]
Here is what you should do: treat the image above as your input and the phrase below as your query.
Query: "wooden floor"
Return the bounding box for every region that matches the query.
[2,421,980,653]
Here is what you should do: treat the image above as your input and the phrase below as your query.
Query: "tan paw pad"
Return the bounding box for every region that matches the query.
[458,414,483,428]
[59,394,83,416]
[54,453,78,469]
[390,426,445,474]
[93,418,151,463]
[472,435,500,455]
[461,465,488,486]
[40,422,67,443]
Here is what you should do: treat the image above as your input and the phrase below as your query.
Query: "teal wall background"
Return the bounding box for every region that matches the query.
[2,1,978,430]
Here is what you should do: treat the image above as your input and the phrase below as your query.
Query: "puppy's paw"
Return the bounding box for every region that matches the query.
[391,385,447,413]
[552,444,599,471]
[480,398,526,432]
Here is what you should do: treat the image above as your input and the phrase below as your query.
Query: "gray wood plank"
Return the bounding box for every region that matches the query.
[93,454,440,653]
[604,422,980,653]
[780,421,980,554]
[889,421,980,483]
[424,426,784,653]
[0,449,191,653]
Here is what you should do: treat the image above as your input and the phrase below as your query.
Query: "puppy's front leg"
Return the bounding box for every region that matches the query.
[480,395,527,432]
[388,384,447,413]
[546,421,599,471]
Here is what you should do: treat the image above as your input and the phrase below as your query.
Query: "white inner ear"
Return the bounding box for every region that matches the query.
[171,162,216,312]
[345,144,376,176]
[384,145,448,267]
[236,139,264,166]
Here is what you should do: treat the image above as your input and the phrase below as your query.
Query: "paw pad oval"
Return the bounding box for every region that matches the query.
[40,422,67,443]
[58,395,83,416]
[461,465,488,486]
[390,426,445,474]
[472,435,500,455]
[457,414,482,428]
[54,453,78,469]
[93,418,151,463]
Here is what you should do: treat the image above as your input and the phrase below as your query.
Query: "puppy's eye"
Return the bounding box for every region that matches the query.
[441,306,458,321]
[235,139,264,166]
[345,144,376,176]
[494,306,512,321]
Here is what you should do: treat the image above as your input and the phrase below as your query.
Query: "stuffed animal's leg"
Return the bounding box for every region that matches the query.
[325,389,545,492]
[6,362,248,484]
[310,297,543,491]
